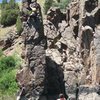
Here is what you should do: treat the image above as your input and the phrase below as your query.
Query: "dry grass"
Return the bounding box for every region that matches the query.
[0,95,16,100]
[0,25,16,38]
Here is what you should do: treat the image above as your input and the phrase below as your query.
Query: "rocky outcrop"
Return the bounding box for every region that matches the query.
[44,0,100,99]
[16,1,46,100]
[46,7,66,29]
[0,31,21,53]
[0,39,4,48]
[16,0,100,100]
[2,32,16,50]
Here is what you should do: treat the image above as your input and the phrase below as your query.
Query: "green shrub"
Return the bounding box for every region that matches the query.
[0,9,19,26]
[0,54,21,95]
[0,70,18,95]
[53,0,70,11]
[0,0,19,27]
[44,0,70,14]
[0,49,3,57]
[16,16,23,35]
[0,56,16,71]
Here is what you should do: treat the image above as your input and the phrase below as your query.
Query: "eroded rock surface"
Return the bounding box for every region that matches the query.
[16,0,100,100]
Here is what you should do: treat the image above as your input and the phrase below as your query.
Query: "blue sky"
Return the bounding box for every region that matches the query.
[0,0,21,3]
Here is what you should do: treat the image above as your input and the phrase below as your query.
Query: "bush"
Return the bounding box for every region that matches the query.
[0,49,3,57]
[0,0,19,27]
[0,54,21,95]
[44,0,70,14]
[16,16,23,35]
[53,0,70,10]
[0,56,16,71]
[0,9,19,26]
[0,70,18,94]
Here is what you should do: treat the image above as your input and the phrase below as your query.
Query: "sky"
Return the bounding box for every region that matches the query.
[0,0,21,3]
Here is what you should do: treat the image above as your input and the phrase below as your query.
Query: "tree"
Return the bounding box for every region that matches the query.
[44,0,53,14]
[1,0,7,9]
[9,0,15,9]
[0,0,19,26]
[16,16,23,35]
[0,9,19,26]
[2,0,7,5]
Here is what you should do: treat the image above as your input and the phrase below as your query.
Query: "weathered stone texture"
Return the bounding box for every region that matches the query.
[16,0,100,100]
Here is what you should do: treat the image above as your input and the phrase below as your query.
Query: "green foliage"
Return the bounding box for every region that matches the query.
[53,0,70,10]
[44,0,70,14]
[12,52,22,68]
[16,16,23,35]
[0,0,19,27]
[0,56,16,71]
[0,51,21,95]
[0,49,3,57]
[44,0,53,14]
[1,0,7,9]
[0,9,19,26]
[9,0,15,8]
[0,70,18,94]
[2,0,7,4]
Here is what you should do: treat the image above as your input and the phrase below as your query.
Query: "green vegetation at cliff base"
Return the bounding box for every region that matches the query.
[0,50,21,97]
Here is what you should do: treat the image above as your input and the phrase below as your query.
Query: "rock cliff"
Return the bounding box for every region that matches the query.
[16,0,100,100]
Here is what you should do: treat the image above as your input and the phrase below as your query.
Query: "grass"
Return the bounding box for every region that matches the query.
[0,95,16,100]
[0,25,15,38]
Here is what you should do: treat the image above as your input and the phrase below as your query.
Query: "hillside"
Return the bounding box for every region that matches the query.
[16,0,100,100]
[0,0,45,56]
[0,0,45,35]
[0,0,100,100]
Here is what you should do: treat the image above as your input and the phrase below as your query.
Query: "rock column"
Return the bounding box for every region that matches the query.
[16,1,46,100]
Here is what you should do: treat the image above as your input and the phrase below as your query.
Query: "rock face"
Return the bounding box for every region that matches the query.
[16,0,100,100]
[16,1,46,100]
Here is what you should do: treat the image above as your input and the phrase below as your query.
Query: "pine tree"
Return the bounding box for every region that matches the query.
[1,0,7,9]
[9,0,15,8]
[16,16,23,35]
[2,0,7,4]
[0,0,19,26]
